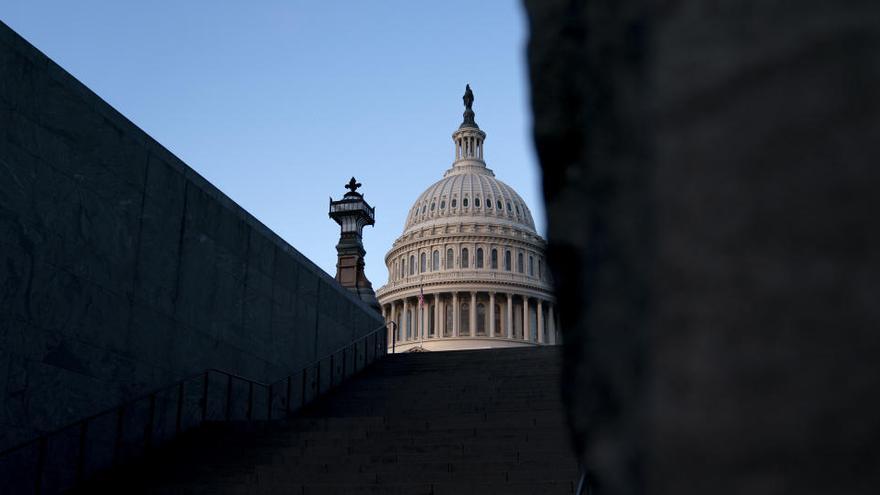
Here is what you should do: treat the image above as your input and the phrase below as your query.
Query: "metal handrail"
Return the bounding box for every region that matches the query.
[0,321,396,494]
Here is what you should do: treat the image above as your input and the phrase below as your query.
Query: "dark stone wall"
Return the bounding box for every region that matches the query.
[0,21,383,451]
[524,1,880,493]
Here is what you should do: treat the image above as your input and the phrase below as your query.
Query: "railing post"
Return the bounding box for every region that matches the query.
[34,436,47,495]
[76,420,88,483]
[316,362,321,395]
[202,372,209,421]
[176,381,185,434]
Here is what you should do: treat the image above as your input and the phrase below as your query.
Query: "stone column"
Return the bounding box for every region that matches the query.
[489,292,496,337]
[506,294,513,339]
[470,292,477,336]
[537,299,545,344]
[439,296,445,337]
[522,296,530,342]
[402,299,409,341]
[453,292,459,337]
[433,294,440,338]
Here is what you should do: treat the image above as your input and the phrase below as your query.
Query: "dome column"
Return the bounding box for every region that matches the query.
[489,292,496,337]
[506,293,513,339]
[470,292,477,336]
[537,299,545,344]
[403,299,410,341]
[522,296,530,342]
[453,292,460,337]
[394,302,401,343]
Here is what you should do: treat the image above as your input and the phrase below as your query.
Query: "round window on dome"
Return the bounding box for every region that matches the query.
[440,200,446,209]
[452,198,458,208]
[475,198,481,208]
[463,197,469,208]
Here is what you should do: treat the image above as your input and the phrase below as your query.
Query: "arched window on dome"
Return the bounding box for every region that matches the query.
[446,249,454,269]
[476,248,484,269]
[409,255,415,275]
[420,252,427,273]
[497,200,502,210]
[400,257,405,279]
[491,249,498,269]
[505,250,512,271]
[460,302,470,336]
[451,198,458,208]
[440,200,446,210]
[422,205,426,214]
[529,255,534,277]
[432,250,439,271]
[463,197,469,208]
[487,198,492,209]
[538,259,543,280]
[475,197,481,208]
[430,202,435,211]
[476,303,486,335]
[517,253,524,273]
[506,202,512,212]
[461,248,469,268]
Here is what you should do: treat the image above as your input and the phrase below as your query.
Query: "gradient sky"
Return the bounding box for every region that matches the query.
[1,1,542,287]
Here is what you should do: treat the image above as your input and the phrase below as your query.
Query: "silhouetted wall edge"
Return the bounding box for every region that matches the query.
[0,20,383,452]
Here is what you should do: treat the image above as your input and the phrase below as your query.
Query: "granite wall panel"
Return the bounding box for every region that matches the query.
[0,20,382,452]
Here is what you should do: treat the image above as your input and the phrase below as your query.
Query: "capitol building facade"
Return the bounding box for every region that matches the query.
[376,87,558,352]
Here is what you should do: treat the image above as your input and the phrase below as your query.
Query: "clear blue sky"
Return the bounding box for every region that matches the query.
[1,1,543,287]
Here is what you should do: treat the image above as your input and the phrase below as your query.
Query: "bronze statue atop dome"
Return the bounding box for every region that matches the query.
[463,84,474,110]
[460,84,479,129]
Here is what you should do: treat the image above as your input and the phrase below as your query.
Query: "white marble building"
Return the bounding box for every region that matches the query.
[376,86,558,352]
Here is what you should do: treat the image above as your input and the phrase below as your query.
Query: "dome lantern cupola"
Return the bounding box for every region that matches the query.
[452,84,487,170]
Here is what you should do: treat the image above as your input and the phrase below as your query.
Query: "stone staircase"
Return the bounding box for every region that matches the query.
[79,347,578,494]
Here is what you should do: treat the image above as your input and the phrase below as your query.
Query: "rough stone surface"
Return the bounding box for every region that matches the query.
[0,20,383,452]
[524,1,880,493]
[78,347,578,494]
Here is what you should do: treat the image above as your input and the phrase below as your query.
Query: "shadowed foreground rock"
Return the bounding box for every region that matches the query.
[523,1,880,493]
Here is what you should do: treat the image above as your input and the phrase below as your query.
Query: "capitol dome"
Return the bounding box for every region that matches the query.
[403,168,537,234]
[376,86,558,352]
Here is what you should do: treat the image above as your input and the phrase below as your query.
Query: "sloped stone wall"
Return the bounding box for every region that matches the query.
[524,1,880,493]
[0,20,382,451]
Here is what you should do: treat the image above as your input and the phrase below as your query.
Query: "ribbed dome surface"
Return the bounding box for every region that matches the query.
[403,166,536,234]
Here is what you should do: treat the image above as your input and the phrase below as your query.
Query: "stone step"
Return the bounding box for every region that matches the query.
[79,347,577,493]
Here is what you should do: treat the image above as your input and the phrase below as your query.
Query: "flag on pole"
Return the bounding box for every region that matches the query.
[418,287,425,307]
